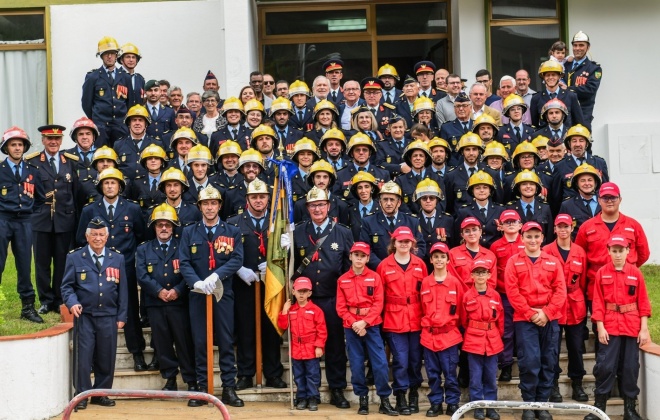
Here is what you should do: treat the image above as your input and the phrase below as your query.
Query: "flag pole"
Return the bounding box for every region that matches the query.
[206,294,214,396]
[255,280,263,387]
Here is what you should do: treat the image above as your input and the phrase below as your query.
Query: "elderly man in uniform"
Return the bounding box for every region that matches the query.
[0,126,45,323]
[286,186,353,408]
[136,204,196,395]
[77,167,149,371]
[439,92,473,160]
[179,185,245,407]
[66,117,98,171]
[81,37,130,148]
[114,104,163,181]
[566,31,602,126]
[361,77,396,135]
[228,179,286,391]
[27,125,79,315]
[62,218,127,410]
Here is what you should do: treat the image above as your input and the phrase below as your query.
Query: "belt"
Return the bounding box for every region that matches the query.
[605,302,638,313]
[468,320,493,330]
[348,306,370,316]
[385,294,420,305]
[428,325,455,335]
[293,334,316,344]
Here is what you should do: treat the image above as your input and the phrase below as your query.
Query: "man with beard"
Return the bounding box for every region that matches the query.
[214,140,243,190]
[251,124,281,186]
[270,97,303,150]
[378,64,402,105]
[223,149,266,219]
[319,128,349,172]
[114,104,163,181]
[162,108,208,156]
[158,167,202,239]
[167,127,198,177]
[143,80,177,141]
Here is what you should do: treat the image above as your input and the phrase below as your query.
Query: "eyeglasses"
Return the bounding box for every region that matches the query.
[307,203,328,209]
[344,88,360,91]
[263,81,275,85]
[600,195,619,202]
[420,196,437,201]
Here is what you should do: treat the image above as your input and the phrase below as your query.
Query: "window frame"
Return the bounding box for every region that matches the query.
[0,9,46,51]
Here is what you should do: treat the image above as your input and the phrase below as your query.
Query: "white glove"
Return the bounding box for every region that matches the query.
[237,266,258,285]
[280,233,290,250]
[194,280,214,295]
[258,262,267,276]
[204,273,219,285]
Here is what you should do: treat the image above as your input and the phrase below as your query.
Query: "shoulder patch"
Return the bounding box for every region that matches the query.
[383,102,395,110]
[24,151,40,160]
[69,246,83,254]
[506,201,515,205]
[63,152,80,161]
[447,167,456,172]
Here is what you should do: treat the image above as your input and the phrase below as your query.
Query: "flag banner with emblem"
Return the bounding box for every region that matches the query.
[264,158,298,335]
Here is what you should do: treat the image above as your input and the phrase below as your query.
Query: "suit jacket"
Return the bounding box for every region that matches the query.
[290,105,315,131]
[81,66,130,124]
[530,89,586,130]
[136,238,187,307]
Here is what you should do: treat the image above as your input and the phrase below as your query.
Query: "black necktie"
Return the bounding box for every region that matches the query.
[578,157,585,166]
[278,130,286,144]
[359,167,366,172]
[361,207,368,218]
[161,243,168,254]
[108,70,114,83]
[231,128,238,140]
[387,216,395,231]
[207,227,214,241]
[108,204,114,220]
[254,217,263,230]
[549,92,557,99]
[386,92,392,104]
[463,122,469,133]
[426,217,433,230]
[151,178,157,191]
[525,204,533,220]
[197,185,203,192]
[49,157,57,173]
[396,141,403,152]
[184,165,190,176]
[370,108,376,115]
[332,91,337,102]
[469,167,476,177]
[480,207,487,220]
[14,164,20,182]
[332,161,339,172]
[552,129,560,140]
[151,106,158,121]
[84,152,92,167]
[298,110,304,121]
[93,254,102,271]
[316,226,322,237]
[514,126,521,141]
[422,92,428,98]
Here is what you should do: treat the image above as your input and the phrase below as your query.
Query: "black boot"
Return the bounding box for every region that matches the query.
[571,378,589,402]
[584,394,607,420]
[498,365,512,382]
[358,395,369,415]
[187,382,205,407]
[146,356,160,371]
[623,397,642,420]
[379,396,399,416]
[221,387,244,407]
[395,391,411,415]
[549,379,563,402]
[408,386,419,413]
[426,404,442,417]
[133,353,147,371]
[330,388,350,409]
[20,302,44,323]
[162,376,177,391]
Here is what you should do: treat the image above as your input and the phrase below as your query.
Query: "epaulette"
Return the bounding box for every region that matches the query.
[63,152,80,162]
[543,171,552,176]
[493,202,504,207]
[443,212,452,217]
[110,247,122,254]
[134,175,145,180]
[506,201,515,206]
[461,204,469,207]
[138,240,150,246]
[383,102,396,110]
[337,222,351,229]
[83,201,96,207]
[87,68,96,74]
[505,171,514,175]
[24,151,40,160]
[447,167,456,172]
[376,165,386,169]
[126,199,140,205]
[295,221,306,227]
[69,246,83,254]
[563,196,572,201]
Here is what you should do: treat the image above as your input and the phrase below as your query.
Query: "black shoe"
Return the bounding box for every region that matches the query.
[162,376,177,391]
[408,386,419,413]
[571,379,589,402]
[75,398,88,410]
[395,391,411,415]
[522,409,536,420]
[187,383,205,407]
[37,304,50,315]
[498,365,512,382]
[486,408,500,420]
[296,398,308,410]
[549,379,563,402]
[146,357,160,371]
[265,376,287,388]
[446,404,460,416]
[426,404,442,417]
[379,397,399,416]
[133,353,147,371]
[20,303,44,323]
[474,408,485,419]
[90,396,116,407]
[330,388,350,409]
[536,410,553,420]
[235,376,253,390]
[52,304,61,314]
[221,387,244,407]
[308,399,318,411]
[358,395,369,415]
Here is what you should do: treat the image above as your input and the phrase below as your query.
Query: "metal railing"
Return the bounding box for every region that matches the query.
[61,389,231,420]
[451,400,609,420]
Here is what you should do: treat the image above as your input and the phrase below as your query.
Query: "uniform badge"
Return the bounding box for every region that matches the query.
[241,236,245,243]
[595,71,601,79]
[139,199,144,207]
[331,242,339,251]
[80,272,86,281]
[99,89,104,97]
[386,157,391,163]
[456,191,462,199]
[124,216,128,220]
[404,196,409,203]
[147,264,153,273]
[452,138,458,146]
[238,208,244,214]
[65,173,71,182]
[300,248,305,256]
[122,155,126,162]
[436,227,447,242]
[191,245,197,254]
[373,235,378,243]
[172,259,180,274]
[344,189,349,197]
[1,188,6,196]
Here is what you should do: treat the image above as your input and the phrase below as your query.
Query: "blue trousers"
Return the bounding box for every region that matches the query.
[424,344,460,405]
[498,294,515,368]
[467,353,498,402]
[385,331,423,391]
[555,321,586,380]
[345,326,392,397]
[75,314,118,393]
[514,320,559,402]
[292,358,321,400]
[594,335,640,398]
[0,218,35,301]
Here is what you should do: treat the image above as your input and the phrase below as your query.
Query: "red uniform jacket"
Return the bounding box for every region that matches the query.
[504,251,567,322]
[278,300,327,360]
[490,235,525,294]
[575,213,650,300]
[377,254,428,333]
[591,262,652,338]
[336,266,384,328]
[420,273,464,351]
[449,244,498,290]
[543,241,587,325]
[462,286,504,356]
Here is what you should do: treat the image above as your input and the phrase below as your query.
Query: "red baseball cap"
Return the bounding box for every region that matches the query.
[350,242,371,255]
[500,210,521,222]
[521,221,543,232]
[293,277,313,291]
[392,226,415,241]
[460,216,481,229]
[599,182,620,197]
[554,214,573,226]
[607,235,629,248]
[471,260,491,272]
[429,242,450,255]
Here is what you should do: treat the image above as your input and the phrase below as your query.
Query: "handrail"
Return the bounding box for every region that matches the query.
[451,400,609,420]
[61,389,231,419]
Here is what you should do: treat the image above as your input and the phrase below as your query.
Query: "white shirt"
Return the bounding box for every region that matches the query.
[202,114,218,138]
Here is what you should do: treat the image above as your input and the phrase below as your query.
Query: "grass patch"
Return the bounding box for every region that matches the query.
[0,251,61,336]
[642,265,660,342]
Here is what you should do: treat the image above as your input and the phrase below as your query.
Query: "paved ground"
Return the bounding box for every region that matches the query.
[51,400,606,419]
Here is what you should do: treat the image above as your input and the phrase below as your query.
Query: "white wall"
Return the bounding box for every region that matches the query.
[0,332,70,420]
[451,0,487,81]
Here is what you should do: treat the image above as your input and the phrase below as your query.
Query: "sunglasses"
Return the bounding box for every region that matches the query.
[264,81,275,85]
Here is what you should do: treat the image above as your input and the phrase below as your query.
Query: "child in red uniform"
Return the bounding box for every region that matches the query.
[462,260,504,420]
[542,214,588,403]
[336,242,397,416]
[377,226,428,415]
[278,277,327,411]
[585,235,651,420]
[420,242,464,417]
[489,209,524,381]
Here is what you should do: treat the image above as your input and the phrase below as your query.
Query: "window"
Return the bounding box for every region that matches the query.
[258,1,450,87]
[488,0,564,92]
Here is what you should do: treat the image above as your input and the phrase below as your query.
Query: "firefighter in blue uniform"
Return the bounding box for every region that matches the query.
[27,125,79,315]
[81,36,130,148]
[502,141,554,205]
[319,128,349,172]
[378,64,402,105]
[566,31,602,126]
[395,139,446,215]
[76,167,149,371]
[143,79,177,141]
[214,140,244,190]
[289,138,320,202]
[288,80,315,132]
[412,96,440,138]
[252,124,283,187]
[530,60,585,130]
[288,186,354,408]
[62,218,127,409]
[0,126,45,323]
[128,144,168,227]
[375,114,411,179]
[346,171,381,241]
[209,97,250,154]
[359,181,425,269]
[505,170,554,244]
[558,163,601,240]
[158,167,202,240]
[228,179,287,391]
[455,170,505,248]
[360,77,396,136]
[270,96,304,151]
[480,141,509,204]
[293,160,349,225]
[324,59,345,106]
[334,133,390,203]
[444,133,486,213]
[414,178,454,269]
[166,127,198,175]
[179,185,245,408]
[222,148,266,219]
[65,117,99,171]
[77,146,123,211]
[136,204,196,395]
[394,75,419,129]
[118,43,145,108]
[162,108,209,156]
[439,92,473,162]
[114,104,163,181]
[413,60,446,103]
[496,94,534,152]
